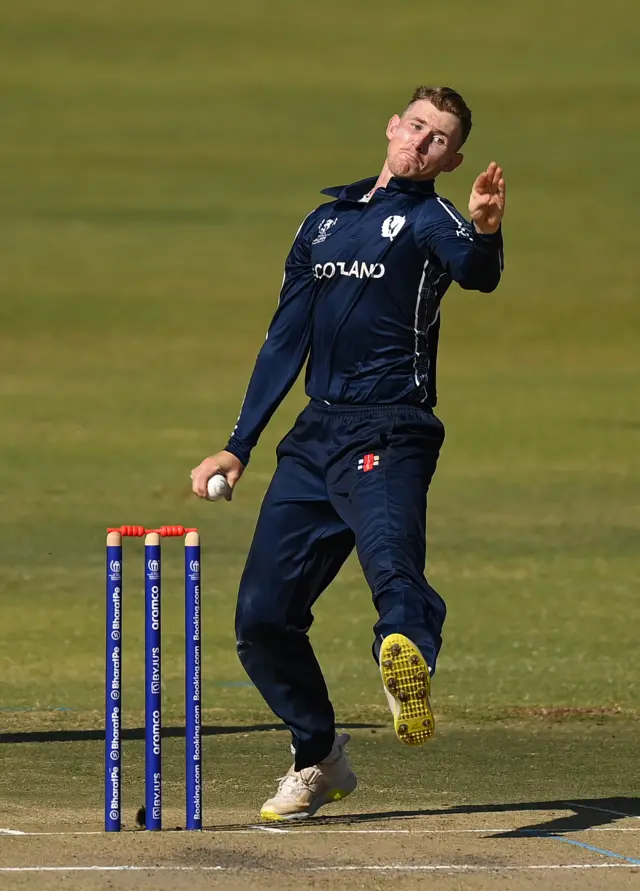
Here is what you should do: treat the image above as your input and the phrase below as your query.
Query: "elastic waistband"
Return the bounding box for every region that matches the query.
[309,399,434,419]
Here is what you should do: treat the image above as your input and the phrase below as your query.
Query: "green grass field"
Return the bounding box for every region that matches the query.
[0,0,639,872]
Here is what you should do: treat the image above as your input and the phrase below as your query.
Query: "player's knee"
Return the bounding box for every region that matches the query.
[360,537,425,586]
[369,564,423,597]
[235,599,286,649]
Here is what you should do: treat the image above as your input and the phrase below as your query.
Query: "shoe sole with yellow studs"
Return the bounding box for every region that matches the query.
[379,633,434,745]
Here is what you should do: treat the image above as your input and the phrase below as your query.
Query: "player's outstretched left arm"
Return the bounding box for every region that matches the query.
[468,162,506,235]
[415,162,506,293]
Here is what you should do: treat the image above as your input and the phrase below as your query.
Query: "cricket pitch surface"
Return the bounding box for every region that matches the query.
[2,803,640,890]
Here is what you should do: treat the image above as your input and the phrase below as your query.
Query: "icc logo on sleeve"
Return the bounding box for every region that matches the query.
[312,218,338,245]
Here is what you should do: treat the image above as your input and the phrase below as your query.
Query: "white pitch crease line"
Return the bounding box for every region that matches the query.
[2,827,640,836]
[313,865,640,871]
[0,830,103,836]
[581,828,640,832]
[0,867,221,873]
[250,826,289,833]
[262,827,640,835]
[0,864,639,874]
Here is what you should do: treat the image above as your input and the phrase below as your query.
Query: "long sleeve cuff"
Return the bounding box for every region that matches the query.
[472,225,503,247]
[224,438,251,467]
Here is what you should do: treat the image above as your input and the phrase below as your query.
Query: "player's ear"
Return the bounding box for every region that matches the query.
[386,115,401,141]
[442,152,463,173]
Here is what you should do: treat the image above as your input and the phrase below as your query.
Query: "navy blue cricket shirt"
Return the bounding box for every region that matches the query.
[226,175,504,466]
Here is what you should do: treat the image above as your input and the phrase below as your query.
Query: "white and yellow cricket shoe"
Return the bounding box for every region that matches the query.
[260,733,357,821]
[379,633,435,745]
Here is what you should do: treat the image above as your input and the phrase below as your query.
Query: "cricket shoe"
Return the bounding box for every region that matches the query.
[379,633,435,745]
[260,733,357,821]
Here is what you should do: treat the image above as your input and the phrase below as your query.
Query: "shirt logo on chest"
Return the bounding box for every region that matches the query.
[381,215,406,241]
[312,218,338,245]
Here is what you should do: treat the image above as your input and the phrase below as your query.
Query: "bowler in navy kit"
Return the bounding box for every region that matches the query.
[192,86,506,820]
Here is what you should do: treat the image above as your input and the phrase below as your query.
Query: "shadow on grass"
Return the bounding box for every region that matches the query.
[241,797,640,836]
[0,723,382,744]
[200,798,640,835]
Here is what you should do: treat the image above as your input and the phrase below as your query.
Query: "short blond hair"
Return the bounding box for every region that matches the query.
[405,86,472,147]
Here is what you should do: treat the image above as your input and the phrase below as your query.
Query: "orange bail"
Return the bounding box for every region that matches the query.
[148,526,198,537]
[107,525,146,537]
[107,525,198,537]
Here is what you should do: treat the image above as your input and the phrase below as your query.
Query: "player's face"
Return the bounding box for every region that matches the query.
[386,100,464,181]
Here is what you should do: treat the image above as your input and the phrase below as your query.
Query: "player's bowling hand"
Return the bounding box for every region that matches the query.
[190,450,245,500]
[469,162,506,235]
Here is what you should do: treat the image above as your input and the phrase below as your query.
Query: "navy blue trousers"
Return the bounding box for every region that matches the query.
[235,401,446,769]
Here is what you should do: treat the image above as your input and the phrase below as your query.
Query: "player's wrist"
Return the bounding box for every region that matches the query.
[224,440,251,468]
[472,220,501,237]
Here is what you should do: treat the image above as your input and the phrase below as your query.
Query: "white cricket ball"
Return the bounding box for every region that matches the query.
[206,473,232,502]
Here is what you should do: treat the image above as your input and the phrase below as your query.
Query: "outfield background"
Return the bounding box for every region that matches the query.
[0,0,638,826]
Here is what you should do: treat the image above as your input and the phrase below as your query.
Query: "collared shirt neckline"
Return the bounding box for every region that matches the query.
[320,175,435,204]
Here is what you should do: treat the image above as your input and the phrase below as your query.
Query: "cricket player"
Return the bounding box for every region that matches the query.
[191,86,506,820]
